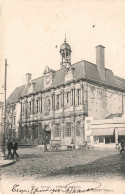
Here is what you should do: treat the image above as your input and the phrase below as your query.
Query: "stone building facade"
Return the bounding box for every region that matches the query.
[1,38,125,147]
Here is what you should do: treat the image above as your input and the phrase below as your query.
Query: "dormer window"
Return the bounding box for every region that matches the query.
[43,66,55,88]
[28,82,35,94]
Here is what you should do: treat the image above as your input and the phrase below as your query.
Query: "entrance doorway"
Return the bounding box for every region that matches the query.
[45,131,51,144]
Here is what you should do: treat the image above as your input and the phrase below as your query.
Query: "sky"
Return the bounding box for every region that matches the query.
[0,0,125,101]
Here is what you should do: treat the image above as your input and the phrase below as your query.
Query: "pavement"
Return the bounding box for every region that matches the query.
[0,147,125,194]
[1,146,125,178]
[0,158,16,167]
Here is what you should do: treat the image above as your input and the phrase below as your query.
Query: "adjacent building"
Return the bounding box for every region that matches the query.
[1,38,125,147]
[86,114,125,147]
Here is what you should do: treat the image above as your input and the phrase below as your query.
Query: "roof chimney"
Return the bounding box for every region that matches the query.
[96,45,105,80]
[25,73,32,84]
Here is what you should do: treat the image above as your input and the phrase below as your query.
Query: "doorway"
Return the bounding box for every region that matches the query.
[45,131,51,144]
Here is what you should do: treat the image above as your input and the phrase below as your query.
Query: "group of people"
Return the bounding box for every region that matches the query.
[7,139,19,159]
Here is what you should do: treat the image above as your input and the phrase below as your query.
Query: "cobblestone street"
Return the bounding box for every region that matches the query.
[1,147,125,180]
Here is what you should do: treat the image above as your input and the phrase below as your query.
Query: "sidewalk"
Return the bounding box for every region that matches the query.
[0,159,16,167]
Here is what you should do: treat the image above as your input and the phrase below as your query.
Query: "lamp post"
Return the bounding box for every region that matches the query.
[1,59,8,159]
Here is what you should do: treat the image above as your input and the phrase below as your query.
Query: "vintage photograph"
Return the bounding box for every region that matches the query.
[0,0,125,194]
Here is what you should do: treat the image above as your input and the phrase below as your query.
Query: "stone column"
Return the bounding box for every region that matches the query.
[24,125,27,143]
[80,82,84,105]
[72,117,75,145]
[20,99,23,119]
[39,97,41,113]
[84,83,88,115]
[51,93,53,110]
[115,127,118,146]
[31,123,34,145]
[53,93,55,117]
[60,89,64,114]
[123,94,125,115]
[80,118,84,142]
[60,118,64,145]
[31,96,34,115]
[72,87,75,112]
[42,94,45,113]
[24,98,28,117]
[51,121,55,140]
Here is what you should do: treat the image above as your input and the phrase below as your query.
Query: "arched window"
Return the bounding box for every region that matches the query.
[44,96,50,111]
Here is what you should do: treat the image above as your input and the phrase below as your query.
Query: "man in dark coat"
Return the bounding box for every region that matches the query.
[12,139,19,158]
[7,139,13,159]
[120,140,125,153]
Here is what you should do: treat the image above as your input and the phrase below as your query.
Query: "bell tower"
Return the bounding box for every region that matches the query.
[59,35,72,68]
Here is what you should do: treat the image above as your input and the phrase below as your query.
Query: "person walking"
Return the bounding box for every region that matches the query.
[12,139,19,158]
[43,137,48,152]
[120,140,125,154]
[7,139,13,159]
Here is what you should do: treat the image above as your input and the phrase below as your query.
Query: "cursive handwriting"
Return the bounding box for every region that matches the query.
[11,181,113,194]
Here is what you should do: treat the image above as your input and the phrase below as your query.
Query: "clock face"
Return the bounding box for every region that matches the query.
[46,76,50,83]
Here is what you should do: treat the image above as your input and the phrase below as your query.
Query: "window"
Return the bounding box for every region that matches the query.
[40,98,42,112]
[77,89,81,105]
[65,123,71,137]
[55,124,61,137]
[36,100,39,113]
[76,121,81,136]
[99,136,104,143]
[56,94,60,110]
[66,92,71,106]
[13,104,16,110]
[66,52,68,57]
[34,127,38,138]
[29,102,32,114]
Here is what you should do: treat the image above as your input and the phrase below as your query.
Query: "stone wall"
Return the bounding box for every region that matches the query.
[87,83,123,119]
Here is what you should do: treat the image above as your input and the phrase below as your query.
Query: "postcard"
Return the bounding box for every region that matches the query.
[0,0,125,194]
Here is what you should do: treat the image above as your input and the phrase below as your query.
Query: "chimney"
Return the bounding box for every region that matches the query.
[25,73,32,84]
[96,45,105,80]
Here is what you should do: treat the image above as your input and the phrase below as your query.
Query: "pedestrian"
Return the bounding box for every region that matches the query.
[7,139,13,159]
[43,138,48,152]
[120,140,125,154]
[12,139,19,158]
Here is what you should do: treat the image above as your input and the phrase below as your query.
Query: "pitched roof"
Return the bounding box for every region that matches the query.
[115,76,125,90]
[6,60,125,104]
[7,85,25,104]
[21,76,44,97]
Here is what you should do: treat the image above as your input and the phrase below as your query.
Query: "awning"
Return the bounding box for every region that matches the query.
[91,128,114,136]
[118,128,125,136]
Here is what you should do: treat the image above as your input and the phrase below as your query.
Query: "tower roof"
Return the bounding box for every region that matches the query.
[60,37,71,51]
[60,42,71,51]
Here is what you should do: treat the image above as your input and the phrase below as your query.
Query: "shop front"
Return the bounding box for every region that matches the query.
[92,128,115,145]
[90,116,125,148]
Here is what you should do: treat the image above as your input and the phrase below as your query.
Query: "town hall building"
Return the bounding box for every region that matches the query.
[1,38,125,148]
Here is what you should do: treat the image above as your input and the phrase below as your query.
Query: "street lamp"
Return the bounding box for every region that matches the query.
[0,59,8,159]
